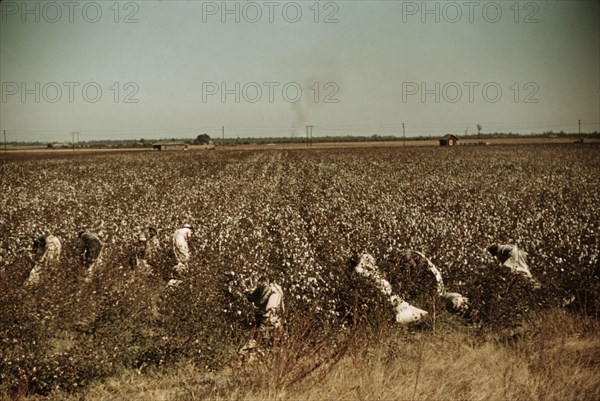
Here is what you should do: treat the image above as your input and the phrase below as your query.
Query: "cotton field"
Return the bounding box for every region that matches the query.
[1,144,599,396]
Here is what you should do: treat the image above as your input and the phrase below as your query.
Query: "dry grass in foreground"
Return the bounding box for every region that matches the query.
[17,309,599,401]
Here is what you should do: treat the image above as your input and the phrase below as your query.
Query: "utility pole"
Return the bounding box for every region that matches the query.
[221,125,224,146]
[402,123,406,147]
[306,125,309,147]
[578,119,581,135]
[306,125,313,147]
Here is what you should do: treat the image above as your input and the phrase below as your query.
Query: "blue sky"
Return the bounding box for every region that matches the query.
[1,0,599,142]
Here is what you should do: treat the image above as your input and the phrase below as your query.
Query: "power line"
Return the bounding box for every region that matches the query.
[3,119,599,143]
[6,119,598,136]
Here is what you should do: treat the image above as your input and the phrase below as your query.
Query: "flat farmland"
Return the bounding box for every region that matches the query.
[2,135,597,154]
[1,144,599,400]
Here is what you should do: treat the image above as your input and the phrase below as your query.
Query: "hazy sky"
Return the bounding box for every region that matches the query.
[1,0,599,142]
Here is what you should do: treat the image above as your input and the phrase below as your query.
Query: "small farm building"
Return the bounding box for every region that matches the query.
[153,142,188,151]
[439,134,459,146]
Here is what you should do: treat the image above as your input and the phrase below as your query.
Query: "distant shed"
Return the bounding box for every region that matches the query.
[439,134,459,146]
[153,142,188,151]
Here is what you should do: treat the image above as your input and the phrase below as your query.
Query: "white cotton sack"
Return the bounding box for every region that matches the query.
[395,301,428,324]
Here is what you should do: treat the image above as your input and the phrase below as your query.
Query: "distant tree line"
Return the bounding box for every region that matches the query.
[4,131,599,147]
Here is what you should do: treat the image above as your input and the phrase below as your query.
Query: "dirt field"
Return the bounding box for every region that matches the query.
[216,136,598,150]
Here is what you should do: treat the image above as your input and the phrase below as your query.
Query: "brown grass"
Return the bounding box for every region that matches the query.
[18,309,599,401]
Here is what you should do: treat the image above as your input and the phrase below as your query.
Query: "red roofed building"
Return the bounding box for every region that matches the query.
[439,134,459,146]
